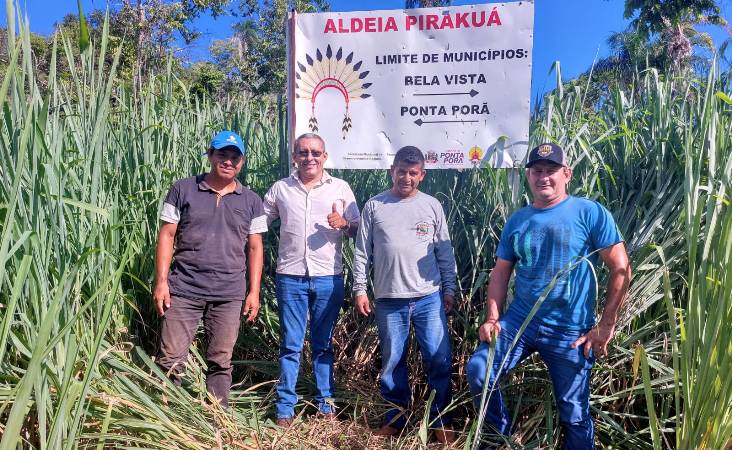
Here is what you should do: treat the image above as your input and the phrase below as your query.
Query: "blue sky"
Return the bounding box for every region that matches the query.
[3,0,731,101]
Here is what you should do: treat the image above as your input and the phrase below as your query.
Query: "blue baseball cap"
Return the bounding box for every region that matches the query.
[210,130,246,155]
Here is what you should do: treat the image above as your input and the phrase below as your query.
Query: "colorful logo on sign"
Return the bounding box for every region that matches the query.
[425,151,438,164]
[295,45,372,139]
[469,146,483,166]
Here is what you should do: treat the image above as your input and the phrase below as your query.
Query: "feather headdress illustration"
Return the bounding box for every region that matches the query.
[295,45,372,139]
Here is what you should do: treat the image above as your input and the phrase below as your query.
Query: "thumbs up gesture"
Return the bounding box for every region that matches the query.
[327,201,348,230]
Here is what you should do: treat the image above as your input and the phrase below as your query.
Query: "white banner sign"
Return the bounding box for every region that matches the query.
[288,2,534,169]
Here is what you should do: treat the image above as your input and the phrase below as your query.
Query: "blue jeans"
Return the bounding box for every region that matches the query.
[275,274,344,419]
[466,312,595,449]
[374,291,453,430]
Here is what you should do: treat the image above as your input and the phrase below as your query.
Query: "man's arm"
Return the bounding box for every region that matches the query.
[327,202,359,238]
[572,242,631,357]
[262,184,279,226]
[478,258,514,342]
[433,204,457,312]
[153,222,177,316]
[344,185,361,239]
[243,233,264,323]
[344,221,359,238]
[352,203,373,316]
[329,184,360,238]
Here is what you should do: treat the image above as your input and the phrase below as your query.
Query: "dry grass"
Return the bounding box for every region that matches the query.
[262,414,467,450]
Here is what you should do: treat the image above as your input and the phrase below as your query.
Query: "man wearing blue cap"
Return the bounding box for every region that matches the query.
[466,143,631,448]
[153,130,267,408]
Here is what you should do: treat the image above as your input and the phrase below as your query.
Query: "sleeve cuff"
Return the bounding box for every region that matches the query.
[248,215,268,234]
[160,202,180,223]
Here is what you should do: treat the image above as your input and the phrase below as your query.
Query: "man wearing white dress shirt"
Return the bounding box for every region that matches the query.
[263,133,360,426]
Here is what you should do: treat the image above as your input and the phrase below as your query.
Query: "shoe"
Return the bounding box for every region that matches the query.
[275,417,293,427]
[434,426,456,444]
[373,425,400,437]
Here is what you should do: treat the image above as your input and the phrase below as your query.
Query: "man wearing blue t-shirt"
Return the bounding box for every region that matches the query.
[466,143,631,449]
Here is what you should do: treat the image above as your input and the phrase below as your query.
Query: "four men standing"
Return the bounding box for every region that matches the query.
[154,134,630,447]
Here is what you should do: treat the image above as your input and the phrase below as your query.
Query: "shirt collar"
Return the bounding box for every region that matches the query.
[290,169,332,187]
[197,174,244,194]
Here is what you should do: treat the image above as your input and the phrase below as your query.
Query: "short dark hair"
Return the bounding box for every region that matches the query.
[392,146,425,167]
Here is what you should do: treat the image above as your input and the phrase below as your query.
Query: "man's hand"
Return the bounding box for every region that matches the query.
[478,319,502,342]
[154,222,177,317]
[243,293,260,323]
[355,294,371,316]
[153,281,171,316]
[327,202,348,230]
[443,293,455,313]
[571,321,615,358]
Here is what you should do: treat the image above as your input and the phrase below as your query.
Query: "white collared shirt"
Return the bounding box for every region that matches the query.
[263,170,360,276]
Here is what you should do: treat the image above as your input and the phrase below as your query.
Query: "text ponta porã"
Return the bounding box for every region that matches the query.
[400,103,491,117]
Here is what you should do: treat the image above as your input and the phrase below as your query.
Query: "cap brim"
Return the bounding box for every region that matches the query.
[211,144,245,155]
[525,158,564,168]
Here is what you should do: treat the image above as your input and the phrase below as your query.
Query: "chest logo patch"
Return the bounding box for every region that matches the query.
[415,221,432,237]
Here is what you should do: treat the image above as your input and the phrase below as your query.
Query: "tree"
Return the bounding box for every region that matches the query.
[573,0,728,105]
[114,0,231,90]
[0,27,52,90]
[188,62,226,99]
[623,0,726,71]
[53,1,232,90]
[230,0,329,94]
[209,35,253,93]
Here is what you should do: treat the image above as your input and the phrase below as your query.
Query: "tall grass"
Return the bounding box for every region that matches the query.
[1,3,731,449]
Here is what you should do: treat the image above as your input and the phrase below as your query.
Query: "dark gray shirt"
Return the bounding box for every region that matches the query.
[160,175,267,301]
[353,190,457,299]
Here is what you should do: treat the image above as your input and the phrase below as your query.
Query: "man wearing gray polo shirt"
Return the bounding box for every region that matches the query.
[263,133,360,426]
[353,145,457,443]
[153,130,267,408]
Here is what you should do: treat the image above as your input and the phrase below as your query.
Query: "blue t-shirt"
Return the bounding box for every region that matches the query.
[496,196,623,330]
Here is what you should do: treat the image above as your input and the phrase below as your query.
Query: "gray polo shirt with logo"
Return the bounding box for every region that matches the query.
[160,175,267,301]
[352,190,457,299]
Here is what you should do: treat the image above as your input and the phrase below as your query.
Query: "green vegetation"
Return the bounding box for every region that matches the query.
[1,2,731,449]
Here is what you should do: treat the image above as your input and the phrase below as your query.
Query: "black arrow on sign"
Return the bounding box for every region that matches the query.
[414,118,479,126]
[413,89,479,97]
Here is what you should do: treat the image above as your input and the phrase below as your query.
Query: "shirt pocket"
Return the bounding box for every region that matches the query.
[312,196,340,229]
[280,214,305,237]
[226,205,250,239]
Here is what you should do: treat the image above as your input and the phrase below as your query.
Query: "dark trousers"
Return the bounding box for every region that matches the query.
[157,295,242,407]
